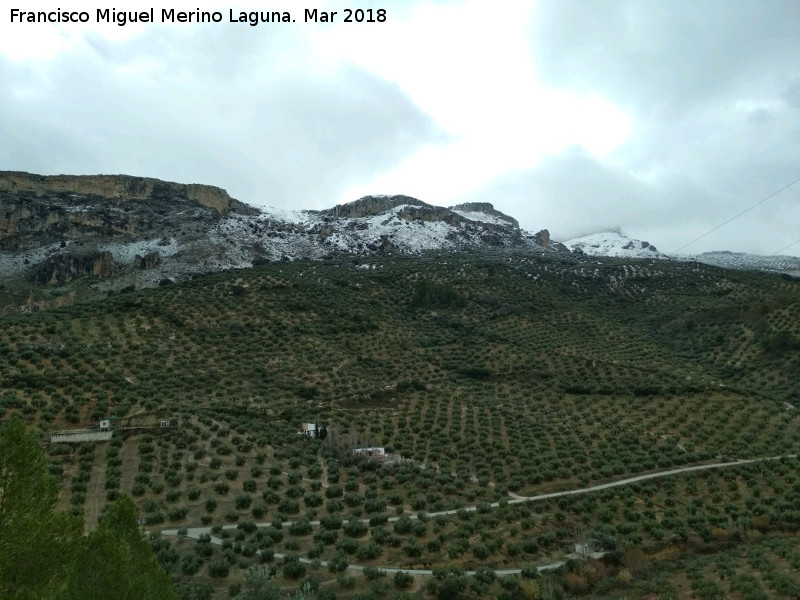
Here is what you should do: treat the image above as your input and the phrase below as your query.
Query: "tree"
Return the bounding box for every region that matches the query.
[62,495,177,600]
[235,565,281,600]
[0,417,81,600]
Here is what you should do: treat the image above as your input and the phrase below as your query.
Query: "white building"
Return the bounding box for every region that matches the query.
[353,446,385,458]
[299,422,317,436]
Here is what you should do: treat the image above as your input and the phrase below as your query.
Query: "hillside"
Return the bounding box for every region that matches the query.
[1,248,799,598]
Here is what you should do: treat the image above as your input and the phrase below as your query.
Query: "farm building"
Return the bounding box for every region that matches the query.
[114,411,174,430]
[299,422,317,436]
[99,417,120,430]
[50,429,113,444]
[298,422,327,439]
[353,446,386,458]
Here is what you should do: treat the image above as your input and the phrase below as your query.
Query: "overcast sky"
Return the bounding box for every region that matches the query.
[2,0,799,255]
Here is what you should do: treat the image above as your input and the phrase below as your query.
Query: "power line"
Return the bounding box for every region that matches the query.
[671,175,800,255]
[771,238,800,256]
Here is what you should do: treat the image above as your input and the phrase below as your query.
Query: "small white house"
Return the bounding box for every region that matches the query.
[353,447,385,458]
[99,419,111,431]
[160,419,170,428]
[299,422,317,436]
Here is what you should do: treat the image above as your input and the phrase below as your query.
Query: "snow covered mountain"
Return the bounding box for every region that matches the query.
[0,173,537,287]
[685,251,800,277]
[563,229,800,275]
[564,230,665,259]
[2,171,797,291]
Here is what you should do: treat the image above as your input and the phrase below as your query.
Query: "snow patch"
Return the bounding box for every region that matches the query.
[564,231,665,259]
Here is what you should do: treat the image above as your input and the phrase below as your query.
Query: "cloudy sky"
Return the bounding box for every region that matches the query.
[2,0,799,255]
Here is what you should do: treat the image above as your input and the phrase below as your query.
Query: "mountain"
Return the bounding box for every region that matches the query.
[686,250,800,277]
[0,172,539,291]
[563,229,800,275]
[563,229,665,259]
[2,171,797,300]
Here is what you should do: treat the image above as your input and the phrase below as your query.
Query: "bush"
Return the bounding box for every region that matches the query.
[394,571,414,589]
[282,556,306,579]
[180,552,202,575]
[363,566,385,581]
[208,559,230,578]
[251,503,267,519]
[328,551,348,573]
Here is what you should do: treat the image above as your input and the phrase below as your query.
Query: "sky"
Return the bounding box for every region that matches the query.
[1,0,799,255]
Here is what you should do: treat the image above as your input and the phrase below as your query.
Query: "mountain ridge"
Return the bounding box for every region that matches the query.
[1,171,797,294]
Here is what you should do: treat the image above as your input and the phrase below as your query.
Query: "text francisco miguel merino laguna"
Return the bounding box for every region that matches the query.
[9,7,388,26]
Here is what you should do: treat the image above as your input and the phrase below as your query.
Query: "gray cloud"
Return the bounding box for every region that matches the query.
[462,146,800,255]
[2,1,798,256]
[0,24,443,209]
[455,0,800,254]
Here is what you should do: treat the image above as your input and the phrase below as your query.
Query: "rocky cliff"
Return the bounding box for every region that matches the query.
[0,171,257,253]
[322,195,425,219]
[0,172,252,215]
[450,202,520,229]
[322,195,522,242]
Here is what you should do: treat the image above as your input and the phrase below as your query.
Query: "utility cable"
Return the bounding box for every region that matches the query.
[671,175,800,255]
[771,238,800,256]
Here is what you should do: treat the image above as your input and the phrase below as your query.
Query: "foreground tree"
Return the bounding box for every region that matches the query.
[0,417,81,600]
[0,417,176,599]
[61,495,177,600]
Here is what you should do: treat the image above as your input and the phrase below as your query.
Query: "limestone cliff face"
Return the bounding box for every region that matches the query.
[0,171,257,252]
[33,251,115,285]
[0,172,246,215]
[134,251,161,269]
[450,202,520,229]
[323,195,426,219]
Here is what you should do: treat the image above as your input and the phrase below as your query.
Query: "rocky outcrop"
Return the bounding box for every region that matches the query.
[32,251,115,285]
[323,195,426,219]
[551,241,570,253]
[622,240,658,253]
[450,202,519,229]
[533,229,551,248]
[0,199,137,250]
[0,171,260,252]
[532,229,570,253]
[0,171,255,216]
[321,196,522,244]
[396,204,464,225]
[134,251,161,269]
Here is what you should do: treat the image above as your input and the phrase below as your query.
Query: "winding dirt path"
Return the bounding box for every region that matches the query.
[156,453,798,575]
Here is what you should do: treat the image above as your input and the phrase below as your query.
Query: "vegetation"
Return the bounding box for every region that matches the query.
[0,249,798,597]
[0,417,175,599]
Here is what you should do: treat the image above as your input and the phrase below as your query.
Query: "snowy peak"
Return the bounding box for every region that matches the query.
[321,196,519,230]
[449,202,519,229]
[564,230,665,259]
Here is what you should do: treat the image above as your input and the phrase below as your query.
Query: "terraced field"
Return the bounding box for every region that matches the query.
[1,250,798,598]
